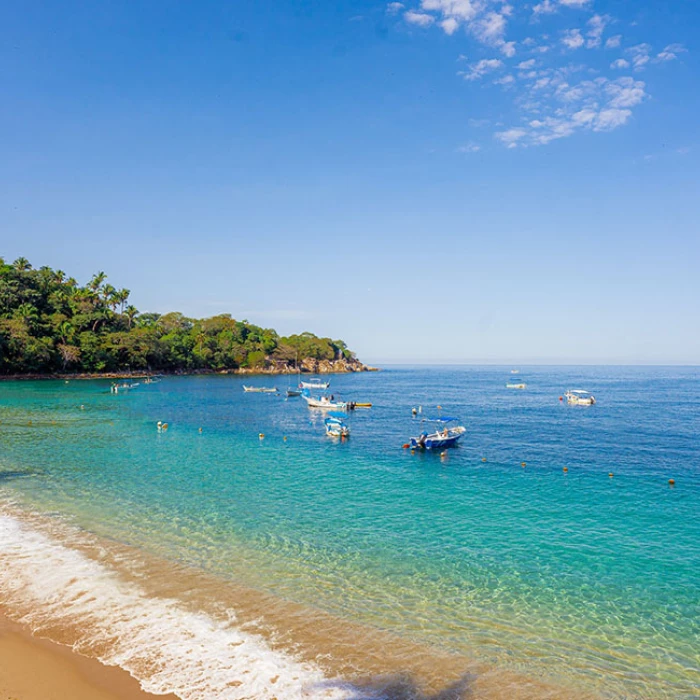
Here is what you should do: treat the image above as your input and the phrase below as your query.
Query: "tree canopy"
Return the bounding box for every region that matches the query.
[0,258,356,374]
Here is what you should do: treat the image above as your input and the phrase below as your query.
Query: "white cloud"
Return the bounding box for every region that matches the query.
[494,74,515,86]
[518,59,536,70]
[610,58,630,69]
[533,0,557,16]
[606,76,646,108]
[593,108,632,131]
[655,43,686,63]
[386,2,405,15]
[559,0,592,6]
[441,17,459,34]
[562,29,584,50]
[495,127,527,148]
[500,41,516,57]
[605,34,622,49]
[471,11,508,45]
[405,10,435,27]
[462,58,503,80]
[626,43,652,71]
[422,0,479,21]
[586,14,610,49]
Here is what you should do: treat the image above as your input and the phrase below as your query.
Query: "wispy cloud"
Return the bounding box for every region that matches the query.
[404,10,435,27]
[459,58,503,81]
[456,142,482,153]
[390,1,684,149]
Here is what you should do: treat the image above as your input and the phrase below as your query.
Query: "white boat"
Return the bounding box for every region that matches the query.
[506,382,527,389]
[565,390,596,406]
[301,390,347,410]
[324,414,350,438]
[300,378,330,390]
[243,386,278,393]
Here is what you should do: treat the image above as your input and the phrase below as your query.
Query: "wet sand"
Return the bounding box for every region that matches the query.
[0,612,178,700]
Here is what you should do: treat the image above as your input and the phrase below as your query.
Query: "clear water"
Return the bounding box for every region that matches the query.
[1,367,699,699]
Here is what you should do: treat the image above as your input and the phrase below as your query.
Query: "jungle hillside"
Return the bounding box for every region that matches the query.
[0,257,365,376]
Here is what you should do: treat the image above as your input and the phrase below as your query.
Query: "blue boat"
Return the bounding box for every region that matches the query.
[324,413,350,438]
[410,417,466,450]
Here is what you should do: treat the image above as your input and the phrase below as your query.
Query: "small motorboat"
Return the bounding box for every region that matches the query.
[300,378,330,390]
[506,382,527,389]
[110,381,139,393]
[243,386,278,393]
[324,413,350,438]
[565,390,596,406]
[286,388,302,397]
[410,417,466,450]
[301,389,347,410]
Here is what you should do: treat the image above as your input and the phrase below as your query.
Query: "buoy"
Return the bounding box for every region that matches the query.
[410,449,415,454]
[668,479,675,486]
[521,462,526,467]
[481,457,487,462]
[559,396,563,401]
[283,436,287,441]
[162,423,168,431]
[259,433,265,439]
[80,405,85,410]
[609,472,614,478]
[402,443,410,449]
[411,407,417,415]
[198,427,202,433]
[440,451,447,458]
[563,466,568,473]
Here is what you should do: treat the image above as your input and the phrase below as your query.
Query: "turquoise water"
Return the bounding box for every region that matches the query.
[1,367,699,699]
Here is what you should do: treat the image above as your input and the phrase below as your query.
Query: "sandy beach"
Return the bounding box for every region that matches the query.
[0,613,178,700]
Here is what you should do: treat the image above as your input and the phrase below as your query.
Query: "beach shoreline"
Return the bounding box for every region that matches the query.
[0,611,179,700]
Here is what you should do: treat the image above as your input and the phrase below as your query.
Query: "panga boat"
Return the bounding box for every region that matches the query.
[506,382,527,389]
[300,377,330,390]
[324,413,350,438]
[410,417,466,450]
[286,388,302,397]
[243,386,278,393]
[301,389,347,410]
[110,381,139,393]
[565,390,596,406]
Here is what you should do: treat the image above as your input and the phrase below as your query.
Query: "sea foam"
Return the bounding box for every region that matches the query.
[0,511,354,699]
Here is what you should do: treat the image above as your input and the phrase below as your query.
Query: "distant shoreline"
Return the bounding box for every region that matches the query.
[0,364,380,382]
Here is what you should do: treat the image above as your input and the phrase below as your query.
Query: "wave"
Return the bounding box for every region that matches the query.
[0,509,354,700]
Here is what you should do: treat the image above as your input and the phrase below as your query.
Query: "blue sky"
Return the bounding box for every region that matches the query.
[1,0,698,364]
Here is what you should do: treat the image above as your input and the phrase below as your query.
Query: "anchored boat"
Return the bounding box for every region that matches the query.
[410,417,466,450]
[299,377,330,390]
[243,386,278,393]
[324,413,350,438]
[301,389,347,410]
[565,390,596,406]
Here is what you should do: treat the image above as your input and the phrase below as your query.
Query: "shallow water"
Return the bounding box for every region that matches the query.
[0,367,699,698]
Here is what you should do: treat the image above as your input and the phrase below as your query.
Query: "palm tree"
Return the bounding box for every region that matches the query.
[102,283,117,310]
[115,288,130,314]
[13,257,31,272]
[58,321,74,344]
[14,302,39,330]
[88,271,107,293]
[125,305,139,329]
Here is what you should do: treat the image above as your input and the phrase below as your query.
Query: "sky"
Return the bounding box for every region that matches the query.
[1,0,698,364]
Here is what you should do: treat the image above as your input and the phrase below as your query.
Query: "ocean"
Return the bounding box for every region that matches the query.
[0,366,698,699]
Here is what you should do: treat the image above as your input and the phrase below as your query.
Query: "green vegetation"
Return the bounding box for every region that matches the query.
[0,257,356,375]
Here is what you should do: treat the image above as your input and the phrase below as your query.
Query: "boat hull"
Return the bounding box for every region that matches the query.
[410,430,465,450]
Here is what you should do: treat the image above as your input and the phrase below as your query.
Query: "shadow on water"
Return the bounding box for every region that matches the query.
[311,672,475,700]
[0,469,36,482]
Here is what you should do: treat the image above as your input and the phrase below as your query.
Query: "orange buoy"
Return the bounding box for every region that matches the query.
[609,472,614,478]
[198,427,203,433]
[283,436,288,441]
[259,433,265,439]
[521,462,526,467]
[481,457,487,462]
[402,443,411,449]
[563,466,568,472]
[559,396,563,401]
[668,479,675,486]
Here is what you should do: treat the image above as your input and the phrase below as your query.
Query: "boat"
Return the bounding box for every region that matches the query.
[243,386,278,393]
[510,369,520,374]
[301,389,347,410]
[506,382,527,389]
[286,388,302,397]
[300,377,330,390]
[409,417,466,450]
[565,390,596,406]
[110,381,139,393]
[324,413,350,438]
